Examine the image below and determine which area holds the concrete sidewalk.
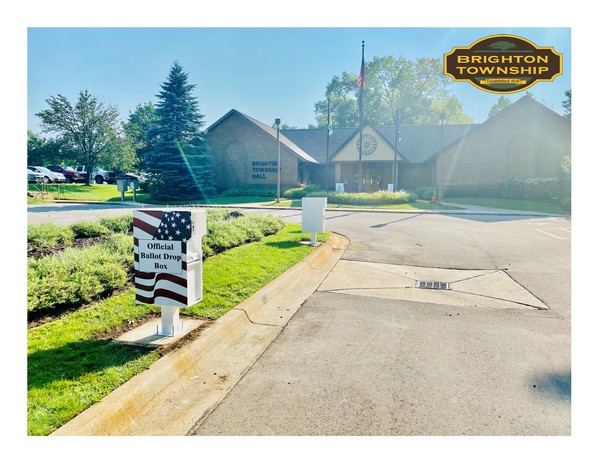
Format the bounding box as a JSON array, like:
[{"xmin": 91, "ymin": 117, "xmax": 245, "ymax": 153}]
[{"xmin": 51, "ymin": 233, "xmax": 349, "ymax": 436}]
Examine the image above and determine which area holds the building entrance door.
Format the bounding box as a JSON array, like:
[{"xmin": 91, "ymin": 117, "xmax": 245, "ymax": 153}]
[{"xmin": 362, "ymin": 167, "xmax": 383, "ymax": 192}]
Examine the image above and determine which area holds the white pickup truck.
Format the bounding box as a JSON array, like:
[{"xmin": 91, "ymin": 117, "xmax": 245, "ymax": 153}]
[{"xmin": 75, "ymin": 166, "xmax": 116, "ymax": 184}]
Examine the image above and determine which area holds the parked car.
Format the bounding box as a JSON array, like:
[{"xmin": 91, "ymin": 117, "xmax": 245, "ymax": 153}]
[
  {"xmin": 28, "ymin": 166, "xmax": 66, "ymax": 183},
  {"xmin": 115, "ymin": 171, "xmax": 143, "ymax": 182},
  {"xmin": 75, "ymin": 166, "xmax": 116, "ymax": 184},
  {"xmin": 28, "ymin": 168, "xmax": 44, "ymax": 184},
  {"xmin": 46, "ymin": 165, "xmax": 86, "ymax": 183}
]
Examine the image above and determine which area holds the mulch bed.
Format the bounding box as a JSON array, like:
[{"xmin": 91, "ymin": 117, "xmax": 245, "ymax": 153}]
[{"xmin": 27, "ymin": 236, "xmax": 108, "ymax": 260}]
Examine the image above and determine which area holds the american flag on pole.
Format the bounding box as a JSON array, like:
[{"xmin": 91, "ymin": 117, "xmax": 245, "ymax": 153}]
[
  {"xmin": 358, "ymin": 55, "xmax": 365, "ymax": 91},
  {"xmin": 358, "ymin": 41, "xmax": 365, "ymax": 120},
  {"xmin": 133, "ymin": 209, "xmax": 193, "ymax": 307}
]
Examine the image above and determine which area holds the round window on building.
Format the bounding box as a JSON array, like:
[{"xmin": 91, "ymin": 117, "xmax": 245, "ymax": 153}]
[{"xmin": 356, "ymin": 134, "xmax": 377, "ymax": 156}]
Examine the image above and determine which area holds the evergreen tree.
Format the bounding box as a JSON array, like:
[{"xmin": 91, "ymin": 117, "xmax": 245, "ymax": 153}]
[{"xmin": 146, "ymin": 62, "xmax": 215, "ymax": 200}]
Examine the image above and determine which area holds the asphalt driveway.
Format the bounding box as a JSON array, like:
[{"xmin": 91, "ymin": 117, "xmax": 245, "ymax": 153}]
[{"xmin": 190, "ymin": 209, "xmax": 571, "ymax": 435}]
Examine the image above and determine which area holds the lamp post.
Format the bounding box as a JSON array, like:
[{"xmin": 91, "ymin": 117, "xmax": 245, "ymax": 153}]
[
  {"xmin": 275, "ymin": 118, "xmax": 281, "ymax": 203},
  {"xmin": 438, "ymin": 112, "xmax": 446, "ymax": 205}
]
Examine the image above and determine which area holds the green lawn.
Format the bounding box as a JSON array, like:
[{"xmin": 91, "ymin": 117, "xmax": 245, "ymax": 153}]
[
  {"xmin": 445, "ymin": 197, "xmax": 568, "ymax": 214},
  {"xmin": 28, "ymin": 183, "xmax": 147, "ymax": 202},
  {"xmin": 27, "ymin": 183, "xmax": 274, "ymax": 205},
  {"xmin": 27, "ymin": 223, "xmax": 327, "ymax": 436}
]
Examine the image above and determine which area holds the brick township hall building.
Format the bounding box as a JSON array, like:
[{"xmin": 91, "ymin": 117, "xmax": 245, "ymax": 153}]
[{"xmin": 204, "ymin": 96, "xmax": 571, "ymax": 194}]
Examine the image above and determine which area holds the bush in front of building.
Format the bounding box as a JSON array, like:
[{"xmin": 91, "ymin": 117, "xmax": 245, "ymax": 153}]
[
  {"xmin": 412, "ymin": 186, "xmax": 437, "ymax": 201},
  {"xmin": 305, "ymin": 189, "xmax": 415, "ymax": 205},
  {"xmin": 283, "ymin": 184, "xmax": 323, "ymax": 199},
  {"xmin": 443, "ymin": 176, "xmax": 569, "ymax": 208}
]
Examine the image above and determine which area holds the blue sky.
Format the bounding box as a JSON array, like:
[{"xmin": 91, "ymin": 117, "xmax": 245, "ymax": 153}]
[{"xmin": 27, "ymin": 27, "xmax": 571, "ymax": 133}]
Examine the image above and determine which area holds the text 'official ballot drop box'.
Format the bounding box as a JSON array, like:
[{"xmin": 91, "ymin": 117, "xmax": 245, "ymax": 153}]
[
  {"xmin": 133, "ymin": 209, "xmax": 206, "ymax": 335},
  {"xmin": 302, "ymin": 197, "xmax": 327, "ymax": 245}
]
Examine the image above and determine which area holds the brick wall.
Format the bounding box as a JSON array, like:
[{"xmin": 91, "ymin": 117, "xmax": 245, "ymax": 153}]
[
  {"xmin": 206, "ymin": 113, "xmax": 299, "ymax": 192},
  {"xmin": 436, "ymin": 100, "xmax": 570, "ymax": 188}
]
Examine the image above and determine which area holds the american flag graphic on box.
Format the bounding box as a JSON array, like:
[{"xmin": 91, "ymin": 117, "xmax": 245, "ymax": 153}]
[{"xmin": 133, "ymin": 209, "xmax": 193, "ymax": 307}]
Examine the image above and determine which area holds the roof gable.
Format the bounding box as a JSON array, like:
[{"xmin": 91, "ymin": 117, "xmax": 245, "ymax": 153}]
[
  {"xmin": 206, "ymin": 109, "xmax": 318, "ymax": 164},
  {"xmin": 326, "ymin": 122, "xmax": 406, "ymax": 162},
  {"xmin": 431, "ymin": 96, "xmax": 570, "ymax": 158},
  {"xmin": 283, "ymin": 122, "xmax": 477, "ymax": 164}
]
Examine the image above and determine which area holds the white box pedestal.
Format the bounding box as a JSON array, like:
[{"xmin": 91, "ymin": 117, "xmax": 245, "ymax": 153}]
[{"xmin": 160, "ymin": 306, "xmax": 182, "ymax": 336}]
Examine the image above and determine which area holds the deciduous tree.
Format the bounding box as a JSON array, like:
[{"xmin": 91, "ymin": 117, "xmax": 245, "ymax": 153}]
[
  {"xmin": 314, "ymin": 55, "xmax": 472, "ymax": 128},
  {"xmin": 487, "ymin": 96, "xmax": 512, "ymax": 119},
  {"xmin": 35, "ymin": 91, "xmax": 120, "ymax": 184}
]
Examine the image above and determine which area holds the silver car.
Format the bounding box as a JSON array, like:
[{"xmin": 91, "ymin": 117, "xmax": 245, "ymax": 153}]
[
  {"xmin": 28, "ymin": 168, "xmax": 44, "ymax": 183},
  {"xmin": 29, "ymin": 166, "xmax": 67, "ymax": 183}
]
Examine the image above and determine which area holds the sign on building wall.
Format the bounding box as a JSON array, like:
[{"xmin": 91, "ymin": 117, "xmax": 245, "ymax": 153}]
[{"xmin": 251, "ymin": 160, "xmax": 278, "ymax": 180}]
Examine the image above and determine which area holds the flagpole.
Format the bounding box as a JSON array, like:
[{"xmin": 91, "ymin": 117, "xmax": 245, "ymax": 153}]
[
  {"xmin": 393, "ymin": 98, "xmax": 399, "ymax": 191},
  {"xmin": 358, "ymin": 40, "xmax": 364, "ymax": 193},
  {"xmin": 326, "ymin": 98, "xmax": 330, "ymax": 164},
  {"xmin": 326, "ymin": 98, "xmax": 331, "ymax": 188}
]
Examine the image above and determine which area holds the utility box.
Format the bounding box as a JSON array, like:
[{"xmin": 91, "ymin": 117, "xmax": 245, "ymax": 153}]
[
  {"xmin": 133, "ymin": 209, "xmax": 207, "ymax": 335},
  {"xmin": 302, "ymin": 197, "xmax": 327, "ymax": 245},
  {"xmin": 335, "ymin": 183, "xmax": 345, "ymax": 192},
  {"xmin": 117, "ymin": 178, "xmax": 129, "ymax": 192},
  {"xmin": 387, "ymin": 183, "xmax": 395, "ymax": 192}
]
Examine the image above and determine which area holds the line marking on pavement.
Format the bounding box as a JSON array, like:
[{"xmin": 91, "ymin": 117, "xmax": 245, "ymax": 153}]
[{"xmin": 535, "ymin": 228, "xmax": 571, "ymax": 240}]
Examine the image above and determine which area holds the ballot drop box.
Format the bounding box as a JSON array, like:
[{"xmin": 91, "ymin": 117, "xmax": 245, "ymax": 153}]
[{"xmin": 133, "ymin": 208, "xmax": 206, "ymax": 335}]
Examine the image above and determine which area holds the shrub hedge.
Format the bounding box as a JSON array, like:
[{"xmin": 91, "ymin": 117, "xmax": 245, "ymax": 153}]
[
  {"xmin": 99, "ymin": 214, "xmax": 133, "ymax": 234},
  {"xmin": 203, "ymin": 212, "xmax": 284, "ymax": 257},
  {"xmin": 27, "ymin": 223, "xmax": 74, "ymax": 251},
  {"xmin": 27, "ymin": 211, "xmax": 285, "ymax": 313},
  {"xmin": 320, "ymin": 190, "xmax": 414, "ymax": 205},
  {"xmin": 438, "ymin": 176, "xmax": 570, "ymax": 210},
  {"xmin": 28, "ymin": 234, "xmax": 133, "ymax": 312},
  {"xmin": 283, "ymin": 184, "xmax": 323, "ymax": 199},
  {"xmin": 69, "ymin": 221, "xmax": 111, "ymax": 239},
  {"xmin": 303, "ymin": 189, "xmax": 415, "ymax": 205},
  {"xmin": 284, "ymin": 185, "xmax": 415, "ymax": 205}
]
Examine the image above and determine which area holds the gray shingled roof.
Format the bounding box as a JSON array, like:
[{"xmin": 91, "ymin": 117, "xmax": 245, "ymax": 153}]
[
  {"xmin": 282, "ymin": 123, "xmax": 478, "ymax": 164},
  {"xmin": 280, "ymin": 128, "xmax": 355, "ymax": 164},
  {"xmin": 206, "ymin": 109, "xmax": 319, "ymax": 164}
]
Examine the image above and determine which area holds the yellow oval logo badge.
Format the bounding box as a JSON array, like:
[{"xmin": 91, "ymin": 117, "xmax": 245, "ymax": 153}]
[{"xmin": 444, "ymin": 34, "xmax": 563, "ymax": 93}]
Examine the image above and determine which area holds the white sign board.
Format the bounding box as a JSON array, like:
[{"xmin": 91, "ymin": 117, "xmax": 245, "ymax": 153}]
[
  {"xmin": 387, "ymin": 183, "xmax": 395, "ymax": 192},
  {"xmin": 138, "ymin": 240, "xmax": 183, "ymax": 273},
  {"xmin": 302, "ymin": 197, "xmax": 327, "ymax": 233},
  {"xmin": 335, "ymin": 183, "xmax": 345, "ymax": 192}
]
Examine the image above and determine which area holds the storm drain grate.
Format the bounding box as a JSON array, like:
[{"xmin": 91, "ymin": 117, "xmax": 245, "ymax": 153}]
[{"xmin": 416, "ymin": 281, "xmax": 451, "ymax": 290}]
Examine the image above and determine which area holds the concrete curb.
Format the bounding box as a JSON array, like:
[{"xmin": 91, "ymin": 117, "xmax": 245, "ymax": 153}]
[
  {"xmin": 41, "ymin": 200, "xmax": 568, "ymax": 217},
  {"xmin": 51, "ymin": 233, "xmax": 349, "ymax": 436}
]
